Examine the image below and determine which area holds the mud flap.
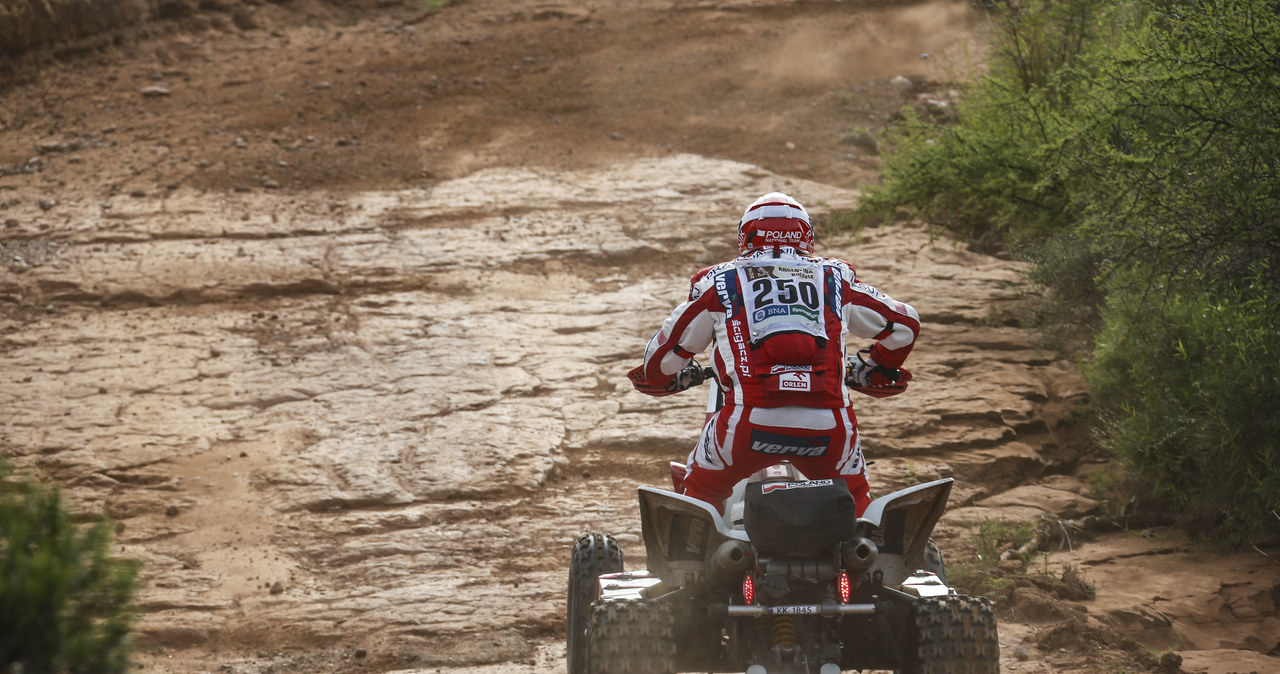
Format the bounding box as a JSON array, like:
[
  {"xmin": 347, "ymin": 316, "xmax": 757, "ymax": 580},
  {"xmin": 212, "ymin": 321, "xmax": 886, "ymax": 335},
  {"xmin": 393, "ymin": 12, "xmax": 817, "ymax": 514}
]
[{"xmin": 839, "ymin": 586, "xmax": 915, "ymax": 671}]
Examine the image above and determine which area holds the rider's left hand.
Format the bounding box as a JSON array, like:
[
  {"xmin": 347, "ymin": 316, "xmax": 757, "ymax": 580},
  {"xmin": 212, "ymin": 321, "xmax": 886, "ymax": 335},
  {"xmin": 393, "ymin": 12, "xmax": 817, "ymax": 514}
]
[{"xmin": 628, "ymin": 365, "xmax": 676, "ymax": 396}]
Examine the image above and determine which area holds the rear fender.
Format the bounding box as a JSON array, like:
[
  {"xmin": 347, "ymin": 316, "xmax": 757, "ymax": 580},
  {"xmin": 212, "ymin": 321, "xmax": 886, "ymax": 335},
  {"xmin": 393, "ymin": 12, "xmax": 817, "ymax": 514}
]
[
  {"xmin": 638, "ymin": 487, "xmax": 750, "ymax": 587},
  {"xmin": 858, "ymin": 478, "xmax": 952, "ymax": 583}
]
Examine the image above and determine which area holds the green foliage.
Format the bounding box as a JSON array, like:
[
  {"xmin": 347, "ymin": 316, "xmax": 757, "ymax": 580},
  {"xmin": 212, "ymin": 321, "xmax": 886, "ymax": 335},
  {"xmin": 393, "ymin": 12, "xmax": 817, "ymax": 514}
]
[
  {"xmin": 825, "ymin": 208, "xmax": 864, "ymax": 241},
  {"xmin": 1087, "ymin": 274, "xmax": 1280, "ymax": 543},
  {"xmin": 853, "ymin": 0, "xmax": 1280, "ymax": 545},
  {"xmin": 1064, "ymin": 0, "xmax": 1280, "ymax": 297},
  {"xmin": 0, "ymin": 464, "xmax": 140, "ymax": 673},
  {"xmin": 975, "ymin": 518, "xmax": 1037, "ymax": 563},
  {"xmin": 851, "ymin": 0, "xmax": 1122, "ymax": 249},
  {"xmin": 1058, "ymin": 562, "xmax": 1096, "ymax": 600},
  {"xmin": 417, "ymin": 0, "xmax": 454, "ymax": 13},
  {"xmin": 1063, "ymin": 0, "xmax": 1280, "ymax": 545},
  {"xmin": 948, "ymin": 518, "xmax": 1037, "ymax": 603}
]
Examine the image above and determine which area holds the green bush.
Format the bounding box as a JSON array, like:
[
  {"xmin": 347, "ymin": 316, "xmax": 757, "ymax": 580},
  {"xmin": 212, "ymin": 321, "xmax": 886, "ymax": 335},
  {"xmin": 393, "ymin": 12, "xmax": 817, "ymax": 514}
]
[
  {"xmin": 1063, "ymin": 0, "xmax": 1280, "ymax": 296},
  {"xmin": 947, "ymin": 519, "xmax": 1036, "ymax": 603},
  {"xmin": 852, "ymin": 0, "xmax": 1122, "ymax": 249},
  {"xmin": 0, "ymin": 465, "xmax": 141, "ymax": 673},
  {"xmin": 852, "ymin": 0, "xmax": 1280, "ymax": 545},
  {"xmin": 1087, "ymin": 274, "xmax": 1280, "ymax": 544},
  {"xmin": 1051, "ymin": 0, "xmax": 1280, "ymax": 544}
]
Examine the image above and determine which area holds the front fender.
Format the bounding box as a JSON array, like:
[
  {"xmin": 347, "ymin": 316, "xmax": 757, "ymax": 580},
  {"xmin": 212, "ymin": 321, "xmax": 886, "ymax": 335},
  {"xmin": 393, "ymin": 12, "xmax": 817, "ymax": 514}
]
[{"xmin": 859, "ymin": 478, "xmax": 952, "ymax": 579}]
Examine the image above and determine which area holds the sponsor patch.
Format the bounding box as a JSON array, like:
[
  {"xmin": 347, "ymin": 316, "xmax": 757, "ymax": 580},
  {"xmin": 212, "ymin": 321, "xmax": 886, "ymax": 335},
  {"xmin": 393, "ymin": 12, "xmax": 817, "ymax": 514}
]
[
  {"xmin": 769, "ymin": 364, "xmax": 813, "ymax": 373},
  {"xmin": 748, "ymin": 430, "xmax": 829, "ymax": 458},
  {"xmin": 730, "ymin": 318, "xmax": 750, "ymax": 377},
  {"xmin": 714, "ymin": 269, "xmax": 734, "ymax": 312},
  {"xmin": 760, "ymin": 479, "xmax": 836, "ymax": 494},
  {"xmin": 762, "ymin": 229, "xmax": 805, "ymax": 245},
  {"xmin": 778, "ymin": 371, "xmax": 811, "ymax": 391},
  {"xmin": 852, "ymin": 281, "xmax": 889, "ymax": 302},
  {"xmin": 668, "ymin": 515, "xmax": 709, "ymax": 562},
  {"xmin": 789, "ymin": 305, "xmax": 819, "ymax": 321},
  {"xmin": 752, "ymin": 305, "xmax": 790, "ymax": 322},
  {"xmin": 775, "ymin": 266, "xmax": 816, "ymax": 280},
  {"xmin": 743, "ymin": 266, "xmax": 779, "ymax": 281}
]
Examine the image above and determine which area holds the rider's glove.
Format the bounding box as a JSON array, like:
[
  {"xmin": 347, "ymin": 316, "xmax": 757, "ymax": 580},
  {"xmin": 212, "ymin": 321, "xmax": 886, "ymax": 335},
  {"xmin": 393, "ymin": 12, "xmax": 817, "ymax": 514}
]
[
  {"xmin": 846, "ymin": 348, "xmax": 912, "ymax": 397},
  {"xmin": 628, "ymin": 361, "xmax": 710, "ymax": 397},
  {"xmin": 667, "ymin": 361, "xmax": 709, "ymax": 393},
  {"xmin": 846, "ymin": 350, "xmax": 900, "ymax": 388}
]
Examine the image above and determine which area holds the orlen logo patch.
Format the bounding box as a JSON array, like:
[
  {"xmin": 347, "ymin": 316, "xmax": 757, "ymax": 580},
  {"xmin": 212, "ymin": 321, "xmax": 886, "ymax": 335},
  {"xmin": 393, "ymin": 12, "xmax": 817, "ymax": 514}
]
[
  {"xmin": 762, "ymin": 479, "xmax": 835, "ymax": 494},
  {"xmin": 778, "ymin": 371, "xmax": 811, "ymax": 391}
]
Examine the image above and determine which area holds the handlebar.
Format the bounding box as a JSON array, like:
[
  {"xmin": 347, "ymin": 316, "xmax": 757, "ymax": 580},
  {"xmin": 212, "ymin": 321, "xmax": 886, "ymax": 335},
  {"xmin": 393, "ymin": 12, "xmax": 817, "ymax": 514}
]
[
  {"xmin": 681, "ymin": 353, "xmax": 906, "ymax": 397},
  {"xmin": 677, "ymin": 362, "xmax": 716, "ymax": 390}
]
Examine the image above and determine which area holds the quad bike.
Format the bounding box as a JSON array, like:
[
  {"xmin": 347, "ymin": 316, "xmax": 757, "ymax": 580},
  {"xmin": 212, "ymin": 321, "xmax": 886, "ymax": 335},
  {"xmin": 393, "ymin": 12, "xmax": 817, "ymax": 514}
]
[{"xmin": 566, "ymin": 365, "xmax": 999, "ymax": 674}]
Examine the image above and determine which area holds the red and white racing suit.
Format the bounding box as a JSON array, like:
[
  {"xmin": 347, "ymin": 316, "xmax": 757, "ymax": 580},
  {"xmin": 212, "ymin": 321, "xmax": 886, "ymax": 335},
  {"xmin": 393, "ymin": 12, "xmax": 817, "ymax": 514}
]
[{"xmin": 634, "ymin": 247, "xmax": 920, "ymax": 515}]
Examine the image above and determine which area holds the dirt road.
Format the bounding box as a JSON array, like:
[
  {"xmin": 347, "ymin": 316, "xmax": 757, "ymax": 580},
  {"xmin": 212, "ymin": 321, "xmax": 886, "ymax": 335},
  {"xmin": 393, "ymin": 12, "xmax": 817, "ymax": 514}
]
[{"xmin": 2, "ymin": 1, "xmax": 1277, "ymax": 672}]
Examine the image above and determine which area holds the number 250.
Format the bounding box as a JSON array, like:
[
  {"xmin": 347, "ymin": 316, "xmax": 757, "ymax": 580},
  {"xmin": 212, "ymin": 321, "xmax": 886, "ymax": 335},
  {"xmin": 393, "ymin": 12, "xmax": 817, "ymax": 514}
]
[{"xmin": 752, "ymin": 278, "xmax": 819, "ymax": 309}]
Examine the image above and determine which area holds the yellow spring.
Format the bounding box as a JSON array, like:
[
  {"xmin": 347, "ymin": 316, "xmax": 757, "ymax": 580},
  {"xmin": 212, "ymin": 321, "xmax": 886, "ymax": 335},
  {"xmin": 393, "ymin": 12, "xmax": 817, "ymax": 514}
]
[{"xmin": 770, "ymin": 615, "xmax": 798, "ymax": 648}]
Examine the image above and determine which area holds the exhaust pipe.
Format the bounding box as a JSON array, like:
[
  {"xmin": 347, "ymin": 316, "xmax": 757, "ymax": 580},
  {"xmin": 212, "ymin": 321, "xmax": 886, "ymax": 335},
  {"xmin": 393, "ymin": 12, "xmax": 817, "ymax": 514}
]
[
  {"xmin": 841, "ymin": 537, "xmax": 878, "ymax": 573},
  {"xmin": 706, "ymin": 539, "xmax": 753, "ymax": 588}
]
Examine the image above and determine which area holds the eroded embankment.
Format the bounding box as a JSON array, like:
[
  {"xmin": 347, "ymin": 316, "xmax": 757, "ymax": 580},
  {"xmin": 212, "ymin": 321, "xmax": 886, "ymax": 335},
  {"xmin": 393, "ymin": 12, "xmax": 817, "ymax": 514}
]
[
  {"xmin": 5, "ymin": 157, "xmax": 885, "ymax": 667},
  {"xmin": 11, "ymin": 155, "xmax": 1270, "ymax": 673}
]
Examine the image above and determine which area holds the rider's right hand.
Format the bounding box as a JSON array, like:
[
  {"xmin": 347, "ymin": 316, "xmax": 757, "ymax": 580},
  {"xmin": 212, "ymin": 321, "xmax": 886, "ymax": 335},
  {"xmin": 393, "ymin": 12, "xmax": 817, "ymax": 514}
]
[{"xmin": 669, "ymin": 361, "xmax": 709, "ymax": 392}]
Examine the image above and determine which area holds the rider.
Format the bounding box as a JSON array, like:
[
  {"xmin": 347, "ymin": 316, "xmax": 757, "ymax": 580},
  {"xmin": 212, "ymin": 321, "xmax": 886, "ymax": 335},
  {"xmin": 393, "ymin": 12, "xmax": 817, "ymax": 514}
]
[{"xmin": 627, "ymin": 192, "xmax": 920, "ymax": 516}]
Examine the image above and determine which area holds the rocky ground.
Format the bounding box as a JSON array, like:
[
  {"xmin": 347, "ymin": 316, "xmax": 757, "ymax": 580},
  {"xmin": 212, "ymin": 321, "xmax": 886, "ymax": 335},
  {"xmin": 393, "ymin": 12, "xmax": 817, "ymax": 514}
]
[{"xmin": 2, "ymin": 1, "xmax": 1278, "ymax": 673}]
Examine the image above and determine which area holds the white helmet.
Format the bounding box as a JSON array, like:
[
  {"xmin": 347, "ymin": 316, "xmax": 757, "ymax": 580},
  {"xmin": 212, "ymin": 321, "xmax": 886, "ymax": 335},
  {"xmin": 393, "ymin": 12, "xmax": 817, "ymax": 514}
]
[{"xmin": 737, "ymin": 192, "xmax": 813, "ymax": 254}]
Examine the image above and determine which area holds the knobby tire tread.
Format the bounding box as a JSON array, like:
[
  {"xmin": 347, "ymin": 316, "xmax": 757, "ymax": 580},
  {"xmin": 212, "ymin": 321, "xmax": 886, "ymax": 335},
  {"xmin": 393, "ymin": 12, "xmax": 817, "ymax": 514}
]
[
  {"xmin": 567, "ymin": 533, "xmax": 623, "ymax": 674},
  {"xmin": 586, "ymin": 598, "xmax": 677, "ymax": 674},
  {"xmin": 907, "ymin": 595, "xmax": 1000, "ymax": 674}
]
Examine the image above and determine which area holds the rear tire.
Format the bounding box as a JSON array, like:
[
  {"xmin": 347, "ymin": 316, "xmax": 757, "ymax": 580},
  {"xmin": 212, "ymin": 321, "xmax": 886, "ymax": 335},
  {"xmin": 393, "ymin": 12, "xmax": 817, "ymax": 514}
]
[
  {"xmin": 567, "ymin": 533, "xmax": 624, "ymax": 674},
  {"xmin": 904, "ymin": 595, "xmax": 999, "ymax": 674},
  {"xmin": 587, "ymin": 598, "xmax": 677, "ymax": 674}
]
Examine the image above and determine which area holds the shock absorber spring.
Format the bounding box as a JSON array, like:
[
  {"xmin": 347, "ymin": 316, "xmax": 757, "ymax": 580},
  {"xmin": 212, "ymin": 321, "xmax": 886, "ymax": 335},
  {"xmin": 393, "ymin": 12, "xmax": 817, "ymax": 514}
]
[{"xmin": 770, "ymin": 615, "xmax": 798, "ymax": 649}]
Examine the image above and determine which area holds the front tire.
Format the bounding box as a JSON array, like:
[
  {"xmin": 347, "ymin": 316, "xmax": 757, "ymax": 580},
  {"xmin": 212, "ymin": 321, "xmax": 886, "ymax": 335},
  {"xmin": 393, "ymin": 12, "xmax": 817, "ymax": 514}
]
[
  {"xmin": 567, "ymin": 533, "xmax": 624, "ymax": 674},
  {"xmin": 587, "ymin": 598, "xmax": 677, "ymax": 674},
  {"xmin": 904, "ymin": 595, "xmax": 999, "ymax": 674}
]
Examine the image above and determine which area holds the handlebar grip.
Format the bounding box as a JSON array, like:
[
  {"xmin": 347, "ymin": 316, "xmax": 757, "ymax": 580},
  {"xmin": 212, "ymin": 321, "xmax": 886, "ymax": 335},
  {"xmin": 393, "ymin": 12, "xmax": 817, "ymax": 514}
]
[{"xmin": 675, "ymin": 362, "xmax": 715, "ymax": 390}]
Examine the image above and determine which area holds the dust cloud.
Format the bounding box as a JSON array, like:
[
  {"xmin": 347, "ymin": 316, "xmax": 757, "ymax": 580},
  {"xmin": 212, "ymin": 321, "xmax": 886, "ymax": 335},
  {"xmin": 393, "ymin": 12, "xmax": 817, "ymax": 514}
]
[{"xmin": 755, "ymin": 0, "xmax": 984, "ymax": 88}]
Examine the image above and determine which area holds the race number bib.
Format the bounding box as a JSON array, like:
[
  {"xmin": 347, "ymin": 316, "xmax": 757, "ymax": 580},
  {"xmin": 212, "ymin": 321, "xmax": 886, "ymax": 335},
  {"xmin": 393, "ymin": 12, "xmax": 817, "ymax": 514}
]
[{"xmin": 736, "ymin": 258, "xmax": 826, "ymax": 344}]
